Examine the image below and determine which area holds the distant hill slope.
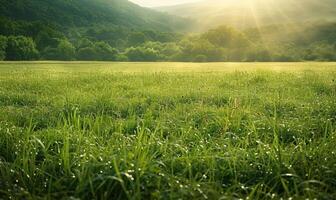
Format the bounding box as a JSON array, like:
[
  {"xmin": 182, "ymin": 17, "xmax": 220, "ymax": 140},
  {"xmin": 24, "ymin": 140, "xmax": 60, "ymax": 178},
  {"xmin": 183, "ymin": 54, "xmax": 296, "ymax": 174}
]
[
  {"xmin": 157, "ymin": 0, "xmax": 336, "ymax": 31},
  {"xmin": 0, "ymin": 0, "xmax": 191, "ymax": 32}
]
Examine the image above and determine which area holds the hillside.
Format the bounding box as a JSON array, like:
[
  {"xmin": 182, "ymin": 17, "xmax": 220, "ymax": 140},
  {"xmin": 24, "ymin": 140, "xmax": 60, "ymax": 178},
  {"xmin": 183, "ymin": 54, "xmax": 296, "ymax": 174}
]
[
  {"xmin": 157, "ymin": 0, "xmax": 336, "ymax": 31},
  {"xmin": 0, "ymin": 0, "xmax": 193, "ymax": 61},
  {"xmin": 0, "ymin": 0, "xmax": 335, "ymax": 62},
  {"xmin": 0, "ymin": 0, "xmax": 190, "ymax": 32}
]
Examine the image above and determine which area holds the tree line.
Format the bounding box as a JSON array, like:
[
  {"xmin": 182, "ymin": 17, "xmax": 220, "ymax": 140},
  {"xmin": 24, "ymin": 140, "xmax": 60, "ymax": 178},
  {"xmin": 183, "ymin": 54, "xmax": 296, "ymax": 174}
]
[{"xmin": 1, "ymin": 17, "xmax": 336, "ymax": 62}]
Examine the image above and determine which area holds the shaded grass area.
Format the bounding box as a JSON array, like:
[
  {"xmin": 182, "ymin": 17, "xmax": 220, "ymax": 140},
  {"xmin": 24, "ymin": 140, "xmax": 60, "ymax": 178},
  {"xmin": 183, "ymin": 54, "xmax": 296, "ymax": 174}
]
[{"xmin": 0, "ymin": 62, "xmax": 336, "ymax": 199}]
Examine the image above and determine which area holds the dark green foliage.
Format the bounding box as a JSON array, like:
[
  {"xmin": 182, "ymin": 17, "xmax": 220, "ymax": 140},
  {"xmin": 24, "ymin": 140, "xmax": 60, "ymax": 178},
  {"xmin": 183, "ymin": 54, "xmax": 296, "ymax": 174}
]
[
  {"xmin": 84, "ymin": 26, "xmax": 129, "ymax": 47},
  {"xmin": 127, "ymin": 32, "xmax": 147, "ymax": 46},
  {"xmin": 142, "ymin": 30, "xmax": 180, "ymax": 43},
  {"xmin": 0, "ymin": 35, "xmax": 7, "ymax": 60},
  {"xmin": 76, "ymin": 41, "xmax": 118, "ymax": 61},
  {"xmin": 130, "ymin": 41, "xmax": 182, "ymax": 61},
  {"xmin": 161, "ymin": 43, "xmax": 181, "ymax": 60},
  {"xmin": 77, "ymin": 47, "xmax": 98, "ymax": 61},
  {"xmin": 0, "ymin": 1, "xmax": 335, "ymax": 61},
  {"xmin": 177, "ymin": 39, "xmax": 224, "ymax": 62},
  {"xmin": 115, "ymin": 54, "xmax": 129, "ymax": 61},
  {"xmin": 0, "ymin": 0, "xmax": 188, "ymax": 61},
  {"xmin": 0, "ymin": 51, "xmax": 5, "ymax": 61},
  {"xmin": 1, "ymin": 21, "xmax": 336, "ymax": 61},
  {"xmin": 42, "ymin": 39, "xmax": 75, "ymax": 61},
  {"xmin": 303, "ymin": 42, "xmax": 336, "ymax": 61},
  {"xmin": 76, "ymin": 38, "xmax": 94, "ymax": 49},
  {"xmin": 35, "ymin": 27, "xmax": 65, "ymax": 50},
  {"xmin": 5, "ymin": 36, "xmax": 39, "ymax": 60},
  {"xmin": 94, "ymin": 42, "xmax": 118, "ymax": 61},
  {"xmin": 303, "ymin": 23, "xmax": 336, "ymax": 45},
  {"xmin": 245, "ymin": 46, "xmax": 273, "ymax": 62},
  {"xmin": 0, "ymin": 0, "xmax": 190, "ymax": 31},
  {"xmin": 125, "ymin": 46, "xmax": 162, "ymax": 61},
  {"xmin": 202, "ymin": 26, "xmax": 250, "ymax": 48}
]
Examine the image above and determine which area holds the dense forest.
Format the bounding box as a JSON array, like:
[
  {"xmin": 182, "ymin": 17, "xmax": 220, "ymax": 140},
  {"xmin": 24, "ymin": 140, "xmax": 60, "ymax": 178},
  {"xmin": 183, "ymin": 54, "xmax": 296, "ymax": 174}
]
[{"xmin": 0, "ymin": 0, "xmax": 336, "ymax": 62}]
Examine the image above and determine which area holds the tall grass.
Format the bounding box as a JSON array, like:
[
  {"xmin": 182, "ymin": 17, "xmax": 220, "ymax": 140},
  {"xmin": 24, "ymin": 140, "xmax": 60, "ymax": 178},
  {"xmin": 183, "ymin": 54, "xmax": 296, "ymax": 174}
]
[{"xmin": 0, "ymin": 62, "xmax": 335, "ymax": 199}]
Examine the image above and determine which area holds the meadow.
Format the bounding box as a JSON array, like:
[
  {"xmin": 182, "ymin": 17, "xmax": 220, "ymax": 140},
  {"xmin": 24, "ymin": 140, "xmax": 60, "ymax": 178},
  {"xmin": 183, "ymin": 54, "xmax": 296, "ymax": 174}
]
[{"xmin": 0, "ymin": 62, "xmax": 335, "ymax": 199}]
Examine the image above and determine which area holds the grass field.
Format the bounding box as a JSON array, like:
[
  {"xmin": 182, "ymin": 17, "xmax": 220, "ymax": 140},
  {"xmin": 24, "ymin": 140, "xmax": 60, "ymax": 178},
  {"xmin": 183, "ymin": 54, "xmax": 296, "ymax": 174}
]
[{"xmin": 0, "ymin": 62, "xmax": 336, "ymax": 199}]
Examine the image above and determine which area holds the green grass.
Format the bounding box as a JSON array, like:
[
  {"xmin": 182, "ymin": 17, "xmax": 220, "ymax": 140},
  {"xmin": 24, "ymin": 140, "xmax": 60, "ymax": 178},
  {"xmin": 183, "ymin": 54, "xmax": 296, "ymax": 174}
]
[{"xmin": 0, "ymin": 62, "xmax": 335, "ymax": 199}]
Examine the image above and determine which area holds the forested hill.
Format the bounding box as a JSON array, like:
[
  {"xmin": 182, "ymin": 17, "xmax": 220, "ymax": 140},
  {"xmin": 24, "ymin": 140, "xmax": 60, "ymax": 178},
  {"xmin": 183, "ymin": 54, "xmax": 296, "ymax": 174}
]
[
  {"xmin": 0, "ymin": 0, "xmax": 335, "ymax": 62},
  {"xmin": 157, "ymin": 0, "xmax": 336, "ymax": 31},
  {"xmin": 0, "ymin": 0, "xmax": 190, "ymax": 31},
  {"xmin": 0, "ymin": 0, "xmax": 191, "ymax": 61}
]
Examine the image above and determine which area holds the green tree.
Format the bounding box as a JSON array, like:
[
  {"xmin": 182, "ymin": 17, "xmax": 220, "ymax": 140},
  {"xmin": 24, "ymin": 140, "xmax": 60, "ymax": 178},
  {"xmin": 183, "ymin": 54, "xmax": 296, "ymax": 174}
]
[
  {"xmin": 57, "ymin": 40, "xmax": 75, "ymax": 60},
  {"xmin": 202, "ymin": 26, "xmax": 249, "ymax": 48},
  {"xmin": 178, "ymin": 38, "xmax": 224, "ymax": 62},
  {"xmin": 115, "ymin": 39, "xmax": 127, "ymax": 49},
  {"xmin": 125, "ymin": 47, "xmax": 161, "ymax": 61},
  {"xmin": 5, "ymin": 36, "xmax": 39, "ymax": 60},
  {"xmin": 127, "ymin": 32, "xmax": 146, "ymax": 46},
  {"xmin": 42, "ymin": 39, "xmax": 75, "ymax": 60},
  {"xmin": 0, "ymin": 35, "xmax": 7, "ymax": 60},
  {"xmin": 76, "ymin": 38, "xmax": 94, "ymax": 49},
  {"xmin": 35, "ymin": 28, "xmax": 64, "ymax": 50},
  {"xmin": 161, "ymin": 43, "xmax": 181, "ymax": 60},
  {"xmin": 115, "ymin": 54, "xmax": 129, "ymax": 61},
  {"xmin": 94, "ymin": 41, "xmax": 118, "ymax": 61},
  {"xmin": 76, "ymin": 41, "xmax": 118, "ymax": 61},
  {"xmin": 303, "ymin": 42, "xmax": 336, "ymax": 61},
  {"xmin": 245, "ymin": 46, "xmax": 273, "ymax": 62},
  {"xmin": 77, "ymin": 47, "xmax": 97, "ymax": 61}
]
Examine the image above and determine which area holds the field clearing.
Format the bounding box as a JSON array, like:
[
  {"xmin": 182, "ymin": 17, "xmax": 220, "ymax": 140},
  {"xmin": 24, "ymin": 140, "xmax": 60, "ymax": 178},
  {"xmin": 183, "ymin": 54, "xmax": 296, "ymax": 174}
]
[
  {"xmin": 0, "ymin": 62, "xmax": 336, "ymax": 199},
  {"xmin": 1, "ymin": 62, "xmax": 336, "ymax": 73}
]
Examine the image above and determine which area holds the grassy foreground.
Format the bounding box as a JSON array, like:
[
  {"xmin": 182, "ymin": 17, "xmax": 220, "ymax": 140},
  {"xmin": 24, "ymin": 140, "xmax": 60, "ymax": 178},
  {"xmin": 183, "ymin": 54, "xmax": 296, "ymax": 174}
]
[{"xmin": 0, "ymin": 62, "xmax": 335, "ymax": 199}]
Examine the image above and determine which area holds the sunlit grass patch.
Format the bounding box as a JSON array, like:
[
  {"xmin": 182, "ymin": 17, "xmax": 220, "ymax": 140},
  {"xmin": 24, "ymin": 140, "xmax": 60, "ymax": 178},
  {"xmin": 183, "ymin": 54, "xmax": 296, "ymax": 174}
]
[{"xmin": 0, "ymin": 62, "xmax": 335, "ymax": 199}]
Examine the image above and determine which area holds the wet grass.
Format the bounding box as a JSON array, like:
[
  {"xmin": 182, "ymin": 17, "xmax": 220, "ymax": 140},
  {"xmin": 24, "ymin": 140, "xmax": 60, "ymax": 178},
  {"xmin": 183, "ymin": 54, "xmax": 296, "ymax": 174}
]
[{"xmin": 0, "ymin": 62, "xmax": 336, "ymax": 199}]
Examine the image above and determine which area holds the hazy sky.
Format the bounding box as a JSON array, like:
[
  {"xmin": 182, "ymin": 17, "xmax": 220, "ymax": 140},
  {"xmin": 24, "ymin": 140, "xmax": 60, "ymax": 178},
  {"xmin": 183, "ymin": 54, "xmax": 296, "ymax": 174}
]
[{"xmin": 129, "ymin": 0, "xmax": 201, "ymax": 7}]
